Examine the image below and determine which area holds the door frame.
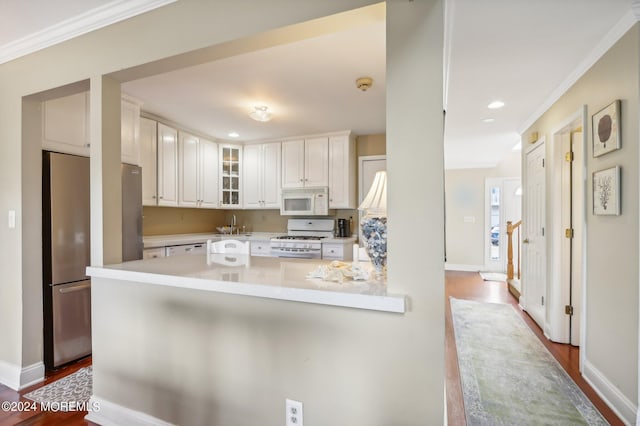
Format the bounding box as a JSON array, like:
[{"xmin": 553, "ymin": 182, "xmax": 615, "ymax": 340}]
[{"xmin": 549, "ymin": 107, "xmax": 587, "ymax": 356}]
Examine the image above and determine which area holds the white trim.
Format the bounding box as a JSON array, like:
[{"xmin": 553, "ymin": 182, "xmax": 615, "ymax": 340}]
[
  {"xmin": 0, "ymin": 0, "xmax": 177, "ymax": 65},
  {"xmin": 518, "ymin": 10, "xmax": 639, "ymax": 135},
  {"xmin": 85, "ymin": 396, "xmax": 175, "ymax": 426},
  {"xmin": 444, "ymin": 263, "xmax": 483, "ymax": 272},
  {"xmin": 19, "ymin": 362, "xmax": 45, "ymax": 390},
  {"xmin": 0, "ymin": 360, "xmax": 44, "ymax": 391},
  {"xmin": 582, "ymin": 359, "xmax": 637, "ymax": 425}
]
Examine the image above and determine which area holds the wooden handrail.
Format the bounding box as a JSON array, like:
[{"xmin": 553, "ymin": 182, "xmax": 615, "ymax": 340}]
[{"xmin": 506, "ymin": 220, "xmax": 522, "ymax": 281}]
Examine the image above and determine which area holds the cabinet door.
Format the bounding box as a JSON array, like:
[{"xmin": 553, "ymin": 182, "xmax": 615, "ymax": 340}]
[
  {"xmin": 199, "ymin": 138, "xmax": 219, "ymax": 208},
  {"xmin": 219, "ymin": 145, "xmax": 242, "ymax": 208},
  {"xmin": 157, "ymin": 123, "xmax": 178, "ymax": 206},
  {"xmin": 304, "ymin": 137, "xmax": 329, "ymax": 187},
  {"xmin": 139, "ymin": 117, "xmax": 157, "ymax": 206},
  {"xmin": 262, "ymin": 142, "xmax": 281, "ymax": 208},
  {"xmin": 179, "ymin": 132, "xmax": 200, "ymax": 207},
  {"xmin": 281, "ymin": 139, "xmax": 305, "ymax": 188},
  {"xmin": 42, "ymin": 92, "xmax": 90, "ymax": 156},
  {"xmin": 243, "ymin": 144, "xmax": 262, "ymax": 208},
  {"xmin": 328, "ymin": 135, "xmax": 356, "ymax": 208},
  {"xmin": 121, "ymin": 98, "xmax": 141, "ymax": 166}
]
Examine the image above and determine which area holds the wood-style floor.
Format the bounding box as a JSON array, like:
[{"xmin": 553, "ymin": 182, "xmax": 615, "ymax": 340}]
[
  {"xmin": 445, "ymin": 270, "xmax": 623, "ymax": 425},
  {"xmin": 0, "ymin": 271, "xmax": 624, "ymax": 425}
]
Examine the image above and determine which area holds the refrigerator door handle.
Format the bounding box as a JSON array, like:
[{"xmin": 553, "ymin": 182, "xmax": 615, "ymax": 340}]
[{"xmin": 58, "ymin": 282, "xmax": 91, "ymax": 294}]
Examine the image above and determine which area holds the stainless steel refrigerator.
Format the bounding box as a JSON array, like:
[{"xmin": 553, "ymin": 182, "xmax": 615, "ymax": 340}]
[{"xmin": 43, "ymin": 151, "xmax": 142, "ymax": 369}]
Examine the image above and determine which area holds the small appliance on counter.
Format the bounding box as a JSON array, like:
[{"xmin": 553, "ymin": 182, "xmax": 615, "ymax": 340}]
[
  {"xmin": 269, "ymin": 218, "xmax": 335, "ymax": 258},
  {"xmin": 337, "ymin": 218, "xmax": 351, "ymax": 237}
]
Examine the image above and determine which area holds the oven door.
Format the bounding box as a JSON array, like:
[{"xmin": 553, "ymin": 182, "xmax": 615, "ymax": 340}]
[{"xmin": 270, "ymin": 246, "xmax": 321, "ymax": 259}]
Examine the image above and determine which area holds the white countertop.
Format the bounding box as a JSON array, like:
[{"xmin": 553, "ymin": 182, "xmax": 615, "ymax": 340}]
[
  {"xmin": 87, "ymin": 255, "xmax": 405, "ymax": 313},
  {"xmin": 143, "ymin": 232, "xmax": 286, "ymax": 248}
]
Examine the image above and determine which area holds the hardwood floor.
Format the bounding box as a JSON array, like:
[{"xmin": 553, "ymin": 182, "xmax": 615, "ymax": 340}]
[
  {"xmin": 0, "ymin": 272, "xmax": 624, "ymax": 425},
  {"xmin": 0, "ymin": 357, "xmax": 95, "ymax": 426},
  {"xmin": 445, "ymin": 270, "xmax": 624, "ymax": 425}
]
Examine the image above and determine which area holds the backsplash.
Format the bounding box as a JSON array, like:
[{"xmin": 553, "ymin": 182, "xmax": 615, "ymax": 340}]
[{"xmin": 143, "ymin": 206, "xmax": 226, "ymax": 236}]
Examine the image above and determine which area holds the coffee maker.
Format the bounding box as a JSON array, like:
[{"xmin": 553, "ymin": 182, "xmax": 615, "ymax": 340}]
[{"xmin": 337, "ymin": 218, "xmax": 350, "ymax": 237}]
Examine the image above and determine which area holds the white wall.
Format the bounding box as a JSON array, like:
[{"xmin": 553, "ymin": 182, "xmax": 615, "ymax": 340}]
[{"xmin": 0, "ymin": 0, "xmax": 446, "ymax": 423}]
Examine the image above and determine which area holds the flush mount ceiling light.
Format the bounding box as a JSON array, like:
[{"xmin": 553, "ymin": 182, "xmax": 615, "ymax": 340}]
[
  {"xmin": 228, "ymin": 131, "xmax": 240, "ymax": 138},
  {"xmin": 356, "ymin": 77, "xmax": 373, "ymax": 91},
  {"xmin": 482, "ymin": 118, "xmax": 495, "ymax": 123},
  {"xmin": 249, "ymin": 105, "xmax": 272, "ymax": 122},
  {"xmin": 488, "ymin": 100, "xmax": 505, "ymax": 109}
]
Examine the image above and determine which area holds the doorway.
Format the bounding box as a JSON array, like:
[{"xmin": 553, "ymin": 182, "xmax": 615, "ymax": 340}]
[{"xmin": 484, "ymin": 177, "xmax": 521, "ymax": 272}]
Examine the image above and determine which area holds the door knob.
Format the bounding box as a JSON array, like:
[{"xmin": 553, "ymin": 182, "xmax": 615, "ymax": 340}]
[{"xmin": 523, "ymin": 239, "xmax": 530, "ymax": 244}]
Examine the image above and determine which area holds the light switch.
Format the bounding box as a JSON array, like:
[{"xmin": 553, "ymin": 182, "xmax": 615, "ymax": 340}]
[
  {"xmin": 8, "ymin": 210, "xmax": 15, "ymax": 228},
  {"xmin": 463, "ymin": 216, "xmax": 475, "ymax": 223}
]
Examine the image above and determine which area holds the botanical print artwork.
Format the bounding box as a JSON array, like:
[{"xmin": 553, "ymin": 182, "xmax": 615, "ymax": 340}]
[
  {"xmin": 592, "ymin": 100, "xmax": 621, "ymax": 157},
  {"xmin": 593, "ymin": 166, "xmax": 620, "ymax": 215}
]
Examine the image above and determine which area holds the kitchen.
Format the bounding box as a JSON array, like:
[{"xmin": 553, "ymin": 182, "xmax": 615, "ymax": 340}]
[{"xmin": 39, "ymin": 9, "xmax": 387, "ymax": 372}]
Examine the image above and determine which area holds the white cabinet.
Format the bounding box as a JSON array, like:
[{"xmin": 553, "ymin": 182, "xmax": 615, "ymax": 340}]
[
  {"xmin": 219, "ymin": 144, "xmax": 242, "ymax": 208},
  {"xmin": 121, "ymin": 96, "xmax": 141, "ymax": 166},
  {"xmin": 179, "ymin": 132, "xmax": 219, "ymax": 208},
  {"xmin": 157, "ymin": 123, "xmax": 179, "ymax": 206},
  {"xmin": 322, "ymin": 242, "xmax": 353, "ymax": 261},
  {"xmin": 42, "ymin": 92, "xmax": 142, "ymax": 165},
  {"xmin": 250, "ymin": 240, "xmax": 272, "ymax": 256},
  {"xmin": 243, "ymin": 142, "xmax": 281, "ymax": 209},
  {"xmin": 282, "ymin": 138, "xmax": 329, "ymax": 188},
  {"xmin": 143, "ymin": 247, "xmax": 165, "ymax": 259},
  {"xmin": 42, "ymin": 92, "xmax": 90, "ymax": 156},
  {"xmin": 328, "ymin": 133, "xmax": 357, "ymax": 208},
  {"xmin": 140, "ymin": 117, "xmax": 157, "ymax": 206}
]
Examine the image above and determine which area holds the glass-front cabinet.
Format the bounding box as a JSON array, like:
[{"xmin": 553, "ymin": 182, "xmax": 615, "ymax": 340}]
[{"xmin": 219, "ymin": 144, "xmax": 242, "ymax": 208}]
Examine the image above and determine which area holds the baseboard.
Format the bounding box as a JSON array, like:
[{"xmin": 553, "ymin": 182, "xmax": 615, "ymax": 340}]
[
  {"xmin": 582, "ymin": 358, "xmax": 637, "ymax": 424},
  {"xmin": 444, "ymin": 263, "xmax": 483, "ymax": 272},
  {"xmin": 0, "ymin": 360, "xmax": 44, "ymax": 391},
  {"xmin": 85, "ymin": 396, "xmax": 175, "ymax": 426}
]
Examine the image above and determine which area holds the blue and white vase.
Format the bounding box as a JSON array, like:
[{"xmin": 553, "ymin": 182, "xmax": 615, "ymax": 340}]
[{"xmin": 360, "ymin": 215, "xmax": 387, "ymax": 277}]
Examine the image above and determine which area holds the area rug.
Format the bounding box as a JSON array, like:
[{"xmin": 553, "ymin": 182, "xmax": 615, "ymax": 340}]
[
  {"xmin": 450, "ymin": 298, "xmax": 607, "ymax": 425},
  {"xmin": 479, "ymin": 272, "xmax": 507, "ymax": 282},
  {"xmin": 24, "ymin": 366, "xmax": 92, "ymax": 411}
]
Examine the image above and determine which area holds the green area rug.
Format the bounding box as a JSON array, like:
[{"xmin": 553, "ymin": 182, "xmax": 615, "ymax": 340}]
[{"xmin": 450, "ymin": 298, "xmax": 608, "ymax": 425}]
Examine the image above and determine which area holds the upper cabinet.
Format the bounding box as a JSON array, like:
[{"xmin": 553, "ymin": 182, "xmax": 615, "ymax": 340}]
[
  {"xmin": 42, "ymin": 92, "xmax": 90, "ymax": 156},
  {"xmin": 282, "ymin": 137, "xmax": 328, "ymax": 189},
  {"xmin": 42, "ymin": 91, "xmax": 142, "ymax": 165},
  {"xmin": 178, "ymin": 131, "xmax": 218, "ymax": 208},
  {"xmin": 243, "ymin": 142, "xmax": 281, "ymax": 209},
  {"xmin": 328, "ymin": 133, "xmax": 357, "ymax": 209},
  {"xmin": 139, "ymin": 117, "xmax": 157, "ymax": 206},
  {"xmin": 219, "ymin": 144, "xmax": 242, "ymax": 208},
  {"xmin": 120, "ymin": 96, "xmax": 142, "ymax": 166},
  {"xmin": 157, "ymin": 123, "xmax": 179, "ymax": 207}
]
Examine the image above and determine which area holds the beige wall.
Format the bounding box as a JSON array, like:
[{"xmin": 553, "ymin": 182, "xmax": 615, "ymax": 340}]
[
  {"xmin": 357, "ymin": 133, "xmax": 386, "ymax": 156},
  {"xmin": 523, "ymin": 24, "xmax": 639, "ymax": 420},
  {"xmin": 0, "ymin": 1, "xmax": 446, "ymax": 424}
]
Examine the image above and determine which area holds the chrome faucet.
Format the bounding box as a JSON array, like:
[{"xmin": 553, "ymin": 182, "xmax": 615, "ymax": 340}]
[{"xmin": 231, "ymin": 214, "xmax": 237, "ymax": 234}]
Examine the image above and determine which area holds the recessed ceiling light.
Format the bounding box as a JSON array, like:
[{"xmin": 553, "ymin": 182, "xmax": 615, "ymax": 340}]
[
  {"xmin": 228, "ymin": 131, "xmax": 239, "ymax": 138},
  {"xmin": 482, "ymin": 118, "xmax": 495, "ymax": 123},
  {"xmin": 488, "ymin": 100, "xmax": 505, "ymax": 109}
]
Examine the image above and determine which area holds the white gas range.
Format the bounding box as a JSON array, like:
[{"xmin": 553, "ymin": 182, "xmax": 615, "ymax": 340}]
[{"xmin": 270, "ymin": 219, "xmax": 335, "ymax": 259}]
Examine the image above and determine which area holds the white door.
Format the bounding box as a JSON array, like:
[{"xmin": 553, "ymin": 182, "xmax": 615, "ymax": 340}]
[
  {"xmin": 282, "ymin": 140, "xmax": 305, "ymax": 188},
  {"xmin": 157, "ymin": 123, "xmax": 178, "ymax": 206},
  {"xmin": 199, "ymin": 139, "xmax": 218, "ymax": 209},
  {"xmin": 42, "ymin": 92, "xmax": 90, "ymax": 156},
  {"xmin": 139, "ymin": 117, "xmax": 157, "ymax": 206},
  {"xmin": 120, "ymin": 98, "xmax": 140, "ymax": 166},
  {"xmin": 179, "ymin": 132, "xmax": 199, "ymax": 207},
  {"xmin": 523, "ymin": 141, "xmax": 546, "ymax": 329},
  {"xmin": 262, "ymin": 142, "xmax": 281, "ymax": 208},
  {"xmin": 304, "ymin": 137, "xmax": 329, "ymax": 187},
  {"xmin": 570, "ymin": 130, "xmax": 584, "ymax": 346}
]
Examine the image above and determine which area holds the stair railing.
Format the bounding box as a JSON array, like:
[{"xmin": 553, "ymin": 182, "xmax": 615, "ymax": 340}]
[{"xmin": 506, "ymin": 220, "xmax": 522, "ymax": 281}]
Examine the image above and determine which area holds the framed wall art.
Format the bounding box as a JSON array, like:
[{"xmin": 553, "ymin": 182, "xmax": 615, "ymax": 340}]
[
  {"xmin": 592, "ymin": 100, "xmax": 620, "ymax": 157},
  {"xmin": 593, "ymin": 166, "xmax": 620, "ymax": 215}
]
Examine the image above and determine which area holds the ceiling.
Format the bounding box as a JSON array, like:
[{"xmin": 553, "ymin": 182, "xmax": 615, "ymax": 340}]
[{"xmin": 1, "ymin": 0, "xmax": 636, "ymax": 169}]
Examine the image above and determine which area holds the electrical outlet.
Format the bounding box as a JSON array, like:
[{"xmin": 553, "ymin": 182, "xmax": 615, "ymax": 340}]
[{"xmin": 285, "ymin": 398, "xmax": 303, "ymax": 426}]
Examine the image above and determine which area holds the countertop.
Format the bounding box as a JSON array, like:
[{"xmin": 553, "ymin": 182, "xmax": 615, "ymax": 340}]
[
  {"xmin": 143, "ymin": 232, "xmax": 357, "ymax": 248},
  {"xmin": 87, "ymin": 255, "xmax": 404, "ymax": 313}
]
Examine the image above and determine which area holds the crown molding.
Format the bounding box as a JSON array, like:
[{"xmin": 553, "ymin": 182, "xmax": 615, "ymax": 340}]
[
  {"xmin": 518, "ymin": 8, "xmax": 638, "ymax": 134},
  {"xmin": 0, "ymin": 0, "xmax": 176, "ymax": 65},
  {"xmin": 632, "ymin": 0, "xmax": 640, "ymax": 21}
]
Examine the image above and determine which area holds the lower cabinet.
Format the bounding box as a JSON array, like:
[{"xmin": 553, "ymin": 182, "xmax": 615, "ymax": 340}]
[
  {"xmin": 250, "ymin": 240, "xmax": 272, "ymax": 257},
  {"xmin": 143, "ymin": 247, "xmax": 166, "ymax": 259},
  {"xmin": 322, "ymin": 242, "xmax": 353, "ymax": 261}
]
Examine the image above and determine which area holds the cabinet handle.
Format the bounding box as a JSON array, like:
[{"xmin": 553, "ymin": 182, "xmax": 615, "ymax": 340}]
[
  {"xmin": 152, "ymin": 195, "xmax": 156, "ymax": 199},
  {"xmin": 85, "ymin": 143, "xmax": 91, "ymax": 147},
  {"xmin": 159, "ymin": 196, "xmax": 164, "ymax": 199},
  {"xmin": 300, "ymin": 178, "xmax": 303, "ymax": 182}
]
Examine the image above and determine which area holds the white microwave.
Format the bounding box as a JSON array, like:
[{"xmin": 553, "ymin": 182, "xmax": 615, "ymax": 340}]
[{"xmin": 281, "ymin": 187, "xmax": 330, "ymax": 216}]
